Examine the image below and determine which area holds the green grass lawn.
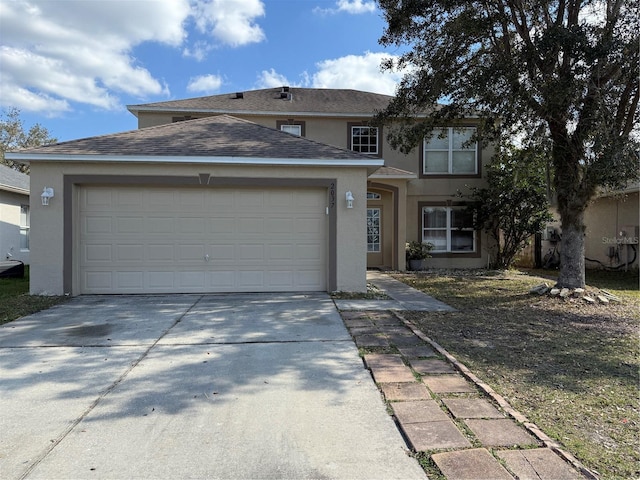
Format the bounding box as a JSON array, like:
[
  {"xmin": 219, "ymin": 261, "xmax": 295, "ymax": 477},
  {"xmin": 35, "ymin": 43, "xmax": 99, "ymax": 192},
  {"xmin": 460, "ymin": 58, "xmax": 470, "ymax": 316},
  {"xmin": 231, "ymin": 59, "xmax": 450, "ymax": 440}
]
[
  {"xmin": 0, "ymin": 267, "xmax": 68, "ymax": 326},
  {"xmin": 396, "ymin": 268, "xmax": 639, "ymax": 480}
]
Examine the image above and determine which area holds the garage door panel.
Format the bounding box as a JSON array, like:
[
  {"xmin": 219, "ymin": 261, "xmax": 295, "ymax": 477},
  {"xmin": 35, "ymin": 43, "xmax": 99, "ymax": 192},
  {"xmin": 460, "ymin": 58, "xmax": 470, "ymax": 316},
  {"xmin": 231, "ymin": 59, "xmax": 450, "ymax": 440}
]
[
  {"xmin": 148, "ymin": 272, "xmax": 176, "ymax": 289},
  {"xmin": 84, "ymin": 271, "xmax": 112, "ymax": 290},
  {"xmin": 117, "ymin": 272, "xmax": 144, "ymax": 289},
  {"xmin": 115, "ymin": 244, "xmax": 144, "ymax": 261},
  {"xmin": 116, "ymin": 190, "xmax": 143, "ymax": 207},
  {"xmin": 117, "ymin": 217, "xmax": 144, "ymax": 234},
  {"xmin": 79, "ymin": 186, "xmax": 326, "ymax": 294},
  {"xmin": 84, "ymin": 216, "xmax": 112, "ymax": 234},
  {"xmin": 148, "ymin": 217, "xmax": 175, "ymax": 234},
  {"xmin": 177, "ymin": 217, "xmax": 207, "ymax": 233},
  {"xmin": 147, "ymin": 244, "xmax": 175, "ymax": 262}
]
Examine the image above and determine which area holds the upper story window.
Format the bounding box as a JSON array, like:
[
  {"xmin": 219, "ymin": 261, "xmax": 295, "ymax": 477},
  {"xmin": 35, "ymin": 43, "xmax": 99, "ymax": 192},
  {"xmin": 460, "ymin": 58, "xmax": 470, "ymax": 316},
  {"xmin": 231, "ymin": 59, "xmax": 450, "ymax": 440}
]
[
  {"xmin": 422, "ymin": 206, "xmax": 475, "ymax": 253},
  {"xmin": 280, "ymin": 124, "xmax": 302, "ymax": 136},
  {"xmin": 277, "ymin": 120, "xmax": 305, "ymax": 137},
  {"xmin": 20, "ymin": 204, "xmax": 30, "ymax": 251},
  {"xmin": 350, "ymin": 125, "xmax": 379, "ymax": 155},
  {"xmin": 423, "ymin": 127, "xmax": 477, "ymax": 175}
]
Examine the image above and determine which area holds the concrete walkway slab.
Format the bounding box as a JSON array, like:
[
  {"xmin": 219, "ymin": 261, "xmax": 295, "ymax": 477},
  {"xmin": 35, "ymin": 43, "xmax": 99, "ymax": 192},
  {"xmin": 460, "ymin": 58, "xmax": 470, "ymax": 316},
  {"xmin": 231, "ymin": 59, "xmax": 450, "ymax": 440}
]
[
  {"xmin": 333, "ymin": 271, "xmax": 455, "ymax": 312},
  {"xmin": 391, "ymin": 400, "xmax": 450, "ymax": 423},
  {"xmin": 422, "ymin": 374, "xmax": 477, "ymax": 393},
  {"xmin": 432, "ymin": 448, "xmax": 514, "ymax": 480},
  {"xmin": 379, "ymin": 382, "xmax": 432, "ymax": 401},
  {"xmin": 465, "ymin": 419, "xmax": 540, "ymax": 447},
  {"xmin": 496, "ymin": 448, "xmax": 584, "ymax": 479},
  {"xmin": 401, "ymin": 421, "xmax": 471, "ymax": 450},
  {"xmin": 443, "ymin": 397, "xmax": 506, "ymax": 419},
  {"xmin": 0, "ymin": 294, "xmax": 426, "ymax": 480}
]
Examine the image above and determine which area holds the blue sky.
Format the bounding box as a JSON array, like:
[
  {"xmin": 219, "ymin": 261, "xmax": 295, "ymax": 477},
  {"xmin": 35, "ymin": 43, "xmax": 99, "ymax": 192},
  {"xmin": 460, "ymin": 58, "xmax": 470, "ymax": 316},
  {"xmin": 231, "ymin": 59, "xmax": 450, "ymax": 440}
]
[{"xmin": 0, "ymin": 0, "xmax": 407, "ymax": 142}]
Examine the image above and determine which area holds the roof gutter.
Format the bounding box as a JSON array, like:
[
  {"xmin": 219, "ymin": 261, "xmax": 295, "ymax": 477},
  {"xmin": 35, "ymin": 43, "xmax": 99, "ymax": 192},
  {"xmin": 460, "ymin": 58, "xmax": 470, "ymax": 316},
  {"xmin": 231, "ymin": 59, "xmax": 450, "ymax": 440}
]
[
  {"xmin": 5, "ymin": 152, "xmax": 384, "ymax": 174},
  {"xmin": 0, "ymin": 184, "xmax": 29, "ymax": 195}
]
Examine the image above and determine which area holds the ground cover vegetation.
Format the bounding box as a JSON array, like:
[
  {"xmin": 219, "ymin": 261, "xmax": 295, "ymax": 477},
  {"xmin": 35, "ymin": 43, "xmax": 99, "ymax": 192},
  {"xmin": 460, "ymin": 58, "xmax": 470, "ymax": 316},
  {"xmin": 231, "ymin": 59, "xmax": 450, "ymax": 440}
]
[
  {"xmin": 375, "ymin": 0, "xmax": 639, "ymax": 289},
  {"xmin": 0, "ymin": 268, "xmax": 67, "ymax": 326},
  {"xmin": 395, "ymin": 268, "xmax": 639, "ymax": 479}
]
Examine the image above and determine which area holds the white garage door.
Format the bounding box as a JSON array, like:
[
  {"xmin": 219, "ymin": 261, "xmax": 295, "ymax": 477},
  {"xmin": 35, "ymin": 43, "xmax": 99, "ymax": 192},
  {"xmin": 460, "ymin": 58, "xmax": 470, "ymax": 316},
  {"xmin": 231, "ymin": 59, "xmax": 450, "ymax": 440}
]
[{"xmin": 78, "ymin": 186, "xmax": 327, "ymax": 294}]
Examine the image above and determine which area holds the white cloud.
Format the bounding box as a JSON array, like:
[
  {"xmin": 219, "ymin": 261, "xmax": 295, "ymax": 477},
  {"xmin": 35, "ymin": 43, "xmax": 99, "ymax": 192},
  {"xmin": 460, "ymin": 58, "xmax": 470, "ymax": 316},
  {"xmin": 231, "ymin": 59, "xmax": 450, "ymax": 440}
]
[
  {"xmin": 313, "ymin": 0, "xmax": 376, "ymax": 15},
  {"xmin": 310, "ymin": 52, "xmax": 403, "ymax": 95},
  {"xmin": 191, "ymin": 0, "xmax": 265, "ymax": 47},
  {"xmin": 0, "ymin": 0, "xmax": 267, "ymax": 115},
  {"xmin": 0, "ymin": 0, "xmax": 189, "ymax": 114},
  {"xmin": 255, "ymin": 52, "xmax": 404, "ymax": 95},
  {"xmin": 255, "ymin": 69, "xmax": 292, "ymax": 89},
  {"xmin": 187, "ymin": 74, "xmax": 224, "ymax": 93},
  {"xmin": 336, "ymin": 0, "xmax": 376, "ymax": 14}
]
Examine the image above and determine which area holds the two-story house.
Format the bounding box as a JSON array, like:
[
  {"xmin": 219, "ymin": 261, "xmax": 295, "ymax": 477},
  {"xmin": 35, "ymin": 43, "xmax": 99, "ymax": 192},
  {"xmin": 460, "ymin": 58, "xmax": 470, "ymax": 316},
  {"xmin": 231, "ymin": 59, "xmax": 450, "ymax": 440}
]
[
  {"xmin": 129, "ymin": 87, "xmax": 493, "ymax": 272},
  {"xmin": 7, "ymin": 87, "xmax": 491, "ymax": 296}
]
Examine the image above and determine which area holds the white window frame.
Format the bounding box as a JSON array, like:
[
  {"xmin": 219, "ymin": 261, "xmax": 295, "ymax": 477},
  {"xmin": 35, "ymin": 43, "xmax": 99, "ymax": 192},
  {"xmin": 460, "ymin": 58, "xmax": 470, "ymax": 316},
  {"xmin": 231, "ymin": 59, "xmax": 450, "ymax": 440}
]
[
  {"xmin": 20, "ymin": 204, "xmax": 30, "ymax": 251},
  {"xmin": 422, "ymin": 206, "xmax": 475, "ymax": 253},
  {"xmin": 351, "ymin": 126, "xmax": 379, "ymax": 155},
  {"xmin": 423, "ymin": 127, "xmax": 478, "ymax": 175},
  {"xmin": 367, "ymin": 208, "xmax": 381, "ymax": 253},
  {"xmin": 280, "ymin": 124, "xmax": 302, "ymax": 136}
]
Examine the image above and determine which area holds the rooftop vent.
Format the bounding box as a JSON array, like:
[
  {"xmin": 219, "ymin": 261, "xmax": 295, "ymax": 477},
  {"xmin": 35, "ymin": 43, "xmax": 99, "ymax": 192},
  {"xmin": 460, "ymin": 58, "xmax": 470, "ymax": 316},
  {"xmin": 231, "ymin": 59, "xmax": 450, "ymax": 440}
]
[
  {"xmin": 280, "ymin": 86, "xmax": 292, "ymax": 100},
  {"xmin": 235, "ymin": 92, "xmax": 244, "ymax": 99}
]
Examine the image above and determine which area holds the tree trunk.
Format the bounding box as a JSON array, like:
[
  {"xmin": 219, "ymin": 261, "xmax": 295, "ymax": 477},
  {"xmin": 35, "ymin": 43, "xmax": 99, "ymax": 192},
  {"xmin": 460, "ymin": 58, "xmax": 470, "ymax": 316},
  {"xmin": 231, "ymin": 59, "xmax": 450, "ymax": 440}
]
[{"xmin": 556, "ymin": 211, "xmax": 586, "ymax": 288}]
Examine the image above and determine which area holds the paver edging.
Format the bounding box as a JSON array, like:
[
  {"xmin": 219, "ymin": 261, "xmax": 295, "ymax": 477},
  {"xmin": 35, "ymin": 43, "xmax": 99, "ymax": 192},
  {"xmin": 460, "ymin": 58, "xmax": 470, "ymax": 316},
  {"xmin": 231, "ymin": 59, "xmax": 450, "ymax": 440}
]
[{"xmin": 393, "ymin": 311, "xmax": 600, "ymax": 480}]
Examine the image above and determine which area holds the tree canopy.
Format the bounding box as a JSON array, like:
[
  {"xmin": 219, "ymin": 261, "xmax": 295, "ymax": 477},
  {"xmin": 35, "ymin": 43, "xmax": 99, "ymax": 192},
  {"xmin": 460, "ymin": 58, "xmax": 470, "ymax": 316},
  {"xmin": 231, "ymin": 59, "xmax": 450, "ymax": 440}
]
[
  {"xmin": 1, "ymin": 108, "xmax": 57, "ymax": 173},
  {"xmin": 376, "ymin": 0, "xmax": 639, "ymax": 287}
]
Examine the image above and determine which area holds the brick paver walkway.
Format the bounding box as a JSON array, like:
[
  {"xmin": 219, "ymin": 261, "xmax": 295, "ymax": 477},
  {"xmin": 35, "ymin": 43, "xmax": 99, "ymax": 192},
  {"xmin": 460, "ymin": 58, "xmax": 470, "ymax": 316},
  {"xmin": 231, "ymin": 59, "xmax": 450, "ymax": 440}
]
[{"xmin": 337, "ymin": 273, "xmax": 593, "ymax": 480}]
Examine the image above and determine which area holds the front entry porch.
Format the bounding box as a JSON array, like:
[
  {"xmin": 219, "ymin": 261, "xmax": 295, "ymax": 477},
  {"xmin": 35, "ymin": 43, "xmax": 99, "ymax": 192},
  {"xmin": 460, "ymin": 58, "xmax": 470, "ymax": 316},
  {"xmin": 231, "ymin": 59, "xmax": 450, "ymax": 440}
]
[{"xmin": 366, "ymin": 167, "xmax": 414, "ymax": 271}]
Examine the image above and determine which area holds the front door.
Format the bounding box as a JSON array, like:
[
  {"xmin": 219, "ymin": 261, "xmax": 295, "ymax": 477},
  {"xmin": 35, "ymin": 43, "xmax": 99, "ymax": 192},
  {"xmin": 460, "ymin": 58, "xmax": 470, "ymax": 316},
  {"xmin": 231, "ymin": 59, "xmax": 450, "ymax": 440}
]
[{"xmin": 367, "ymin": 207, "xmax": 383, "ymax": 267}]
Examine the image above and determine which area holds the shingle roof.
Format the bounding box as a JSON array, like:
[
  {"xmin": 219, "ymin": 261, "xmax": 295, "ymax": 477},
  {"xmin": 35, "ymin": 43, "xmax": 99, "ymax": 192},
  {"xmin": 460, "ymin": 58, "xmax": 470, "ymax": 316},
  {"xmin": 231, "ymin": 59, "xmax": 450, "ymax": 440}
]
[
  {"xmin": 7, "ymin": 114, "xmax": 376, "ymax": 161},
  {"xmin": 0, "ymin": 164, "xmax": 29, "ymax": 194},
  {"xmin": 128, "ymin": 87, "xmax": 394, "ymax": 117}
]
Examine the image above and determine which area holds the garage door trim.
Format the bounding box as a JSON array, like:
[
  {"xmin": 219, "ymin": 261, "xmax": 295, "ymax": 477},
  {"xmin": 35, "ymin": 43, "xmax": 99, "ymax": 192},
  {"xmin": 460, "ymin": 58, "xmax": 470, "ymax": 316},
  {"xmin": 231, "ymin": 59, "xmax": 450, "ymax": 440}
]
[{"xmin": 64, "ymin": 174, "xmax": 337, "ymax": 294}]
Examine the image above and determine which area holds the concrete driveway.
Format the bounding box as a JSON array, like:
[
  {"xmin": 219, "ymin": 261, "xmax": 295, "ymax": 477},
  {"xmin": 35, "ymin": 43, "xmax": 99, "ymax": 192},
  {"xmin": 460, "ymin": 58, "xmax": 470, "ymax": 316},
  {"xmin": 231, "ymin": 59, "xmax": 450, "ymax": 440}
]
[{"xmin": 0, "ymin": 294, "xmax": 426, "ymax": 480}]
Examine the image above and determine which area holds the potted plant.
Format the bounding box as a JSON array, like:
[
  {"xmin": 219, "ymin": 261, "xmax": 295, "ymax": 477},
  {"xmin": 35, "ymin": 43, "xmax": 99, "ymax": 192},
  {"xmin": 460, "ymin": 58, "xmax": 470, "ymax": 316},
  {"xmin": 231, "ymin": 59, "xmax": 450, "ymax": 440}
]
[{"xmin": 406, "ymin": 241, "xmax": 434, "ymax": 271}]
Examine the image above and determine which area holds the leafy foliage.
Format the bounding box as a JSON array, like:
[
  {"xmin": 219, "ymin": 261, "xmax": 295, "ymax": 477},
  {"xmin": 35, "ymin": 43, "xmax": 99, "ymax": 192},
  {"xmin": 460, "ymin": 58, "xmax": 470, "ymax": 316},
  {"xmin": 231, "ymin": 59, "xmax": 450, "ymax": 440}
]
[
  {"xmin": 405, "ymin": 240, "xmax": 434, "ymax": 261},
  {"xmin": 376, "ymin": 0, "xmax": 639, "ymax": 287},
  {"xmin": 460, "ymin": 146, "xmax": 553, "ymax": 269},
  {"xmin": 0, "ymin": 108, "xmax": 57, "ymax": 173}
]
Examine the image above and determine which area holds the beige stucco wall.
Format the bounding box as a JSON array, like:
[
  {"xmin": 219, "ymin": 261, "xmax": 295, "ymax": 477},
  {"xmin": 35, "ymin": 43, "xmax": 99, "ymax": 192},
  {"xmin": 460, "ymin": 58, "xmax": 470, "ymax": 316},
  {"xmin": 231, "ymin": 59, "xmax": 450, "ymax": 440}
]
[
  {"xmin": 0, "ymin": 190, "xmax": 30, "ymax": 264},
  {"xmin": 28, "ymin": 161, "xmax": 369, "ymax": 295},
  {"xmin": 136, "ymin": 111, "xmax": 496, "ymax": 271},
  {"xmin": 584, "ymin": 191, "xmax": 639, "ymax": 269}
]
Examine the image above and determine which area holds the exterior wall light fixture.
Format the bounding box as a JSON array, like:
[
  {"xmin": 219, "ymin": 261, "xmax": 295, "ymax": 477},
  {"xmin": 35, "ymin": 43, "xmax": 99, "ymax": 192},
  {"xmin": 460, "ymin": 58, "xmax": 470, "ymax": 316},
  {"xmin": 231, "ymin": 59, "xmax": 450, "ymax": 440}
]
[
  {"xmin": 41, "ymin": 187, "xmax": 54, "ymax": 206},
  {"xmin": 345, "ymin": 191, "xmax": 354, "ymax": 209}
]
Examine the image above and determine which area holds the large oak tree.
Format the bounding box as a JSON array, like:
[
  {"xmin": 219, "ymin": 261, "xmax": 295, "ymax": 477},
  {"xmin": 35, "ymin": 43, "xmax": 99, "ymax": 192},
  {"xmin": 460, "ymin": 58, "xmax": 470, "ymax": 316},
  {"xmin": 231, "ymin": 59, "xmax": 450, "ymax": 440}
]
[{"xmin": 375, "ymin": 0, "xmax": 639, "ymax": 288}]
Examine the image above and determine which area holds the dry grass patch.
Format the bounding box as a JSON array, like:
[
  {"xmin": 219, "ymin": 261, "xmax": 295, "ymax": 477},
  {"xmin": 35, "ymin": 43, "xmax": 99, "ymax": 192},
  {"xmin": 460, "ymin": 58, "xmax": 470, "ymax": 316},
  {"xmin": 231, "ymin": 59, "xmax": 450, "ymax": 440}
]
[{"xmin": 395, "ymin": 269, "xmax": 638, "ymax": 480}]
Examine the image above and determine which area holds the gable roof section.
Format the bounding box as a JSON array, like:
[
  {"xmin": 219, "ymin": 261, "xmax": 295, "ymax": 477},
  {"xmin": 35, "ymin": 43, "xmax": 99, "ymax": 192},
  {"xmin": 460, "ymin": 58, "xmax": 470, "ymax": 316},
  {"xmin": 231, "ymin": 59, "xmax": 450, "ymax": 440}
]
[
  {"xmin": 0, "ymin": 164, "xmax": 29, "ymax": 195},
  {"xmin": 5, "ymin": 115, "xmax": 384, "ymax": 171},
  {"xmin": 128, "ymin": 87, "xmax": 394, "ymax": 117}
]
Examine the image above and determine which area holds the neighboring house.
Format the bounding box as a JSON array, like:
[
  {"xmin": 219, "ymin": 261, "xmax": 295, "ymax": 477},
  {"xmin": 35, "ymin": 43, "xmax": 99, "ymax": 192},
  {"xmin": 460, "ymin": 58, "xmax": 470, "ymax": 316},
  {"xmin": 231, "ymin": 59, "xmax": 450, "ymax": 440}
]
[
  {"xmin": 583, "ymin": 183, "xmax": 639, "ymax": 270},
  {"xmin": 7, "ymin": 87, "xmax": 494, "ymax": 296},
  {"xmin": 0, "ymin": 164, "xmax": 30, "ymax": 265},
  {"xmin": 518, "ymin": 183, "xmax": 639, "ymax": 270}
]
